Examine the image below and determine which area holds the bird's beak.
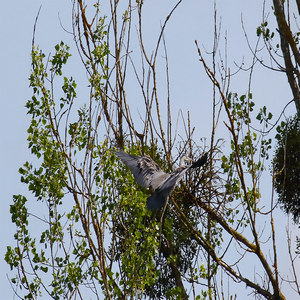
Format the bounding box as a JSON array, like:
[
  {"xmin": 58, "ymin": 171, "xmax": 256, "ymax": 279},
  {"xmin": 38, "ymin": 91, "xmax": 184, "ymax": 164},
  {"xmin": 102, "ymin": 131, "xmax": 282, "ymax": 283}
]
[{"xmin": 185, "ymin": 157, "xmax": 193, "ymax": 166}]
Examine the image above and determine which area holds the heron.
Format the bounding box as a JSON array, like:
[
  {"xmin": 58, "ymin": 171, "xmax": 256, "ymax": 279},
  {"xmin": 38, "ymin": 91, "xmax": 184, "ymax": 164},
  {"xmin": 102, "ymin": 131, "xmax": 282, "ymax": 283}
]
[{"xmin": 115, "ymin": 150, "xmax": 207, "ymax": 211}]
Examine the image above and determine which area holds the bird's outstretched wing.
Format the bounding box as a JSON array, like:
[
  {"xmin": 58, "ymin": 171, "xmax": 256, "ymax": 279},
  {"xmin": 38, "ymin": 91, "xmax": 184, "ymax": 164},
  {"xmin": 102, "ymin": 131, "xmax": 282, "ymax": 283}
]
[
  {"xmin": 146, "ymin": 166, "xmax": 188, "ymax": 210},
  {"xmin": 115, "ymin": 150, "xmax": 169, "ymax": 191},
  {"xmin": 191, "ymin": 152, "xmax": 208, "ymax": 169},
  {"xmin": 147, "ymin": 152, "xmax": 208, "ymax": 210}
]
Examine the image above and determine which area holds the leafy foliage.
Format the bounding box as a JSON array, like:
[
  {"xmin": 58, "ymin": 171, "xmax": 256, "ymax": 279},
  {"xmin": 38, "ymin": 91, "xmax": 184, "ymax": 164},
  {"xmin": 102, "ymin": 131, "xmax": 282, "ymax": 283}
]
[
  {"xmin": 274, "ymin": 114, "xmax": 300, "ymax": 222},
  {"xmin": 6, "ymin": 9, "xmax": 205, "ymax": 298}
]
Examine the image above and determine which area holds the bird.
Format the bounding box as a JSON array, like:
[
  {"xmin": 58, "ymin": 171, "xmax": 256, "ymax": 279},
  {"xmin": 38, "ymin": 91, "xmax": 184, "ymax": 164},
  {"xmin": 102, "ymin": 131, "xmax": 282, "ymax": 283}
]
[{"xmin": 115, "ymin": 150, "xmax": 207, "ymax": 211}]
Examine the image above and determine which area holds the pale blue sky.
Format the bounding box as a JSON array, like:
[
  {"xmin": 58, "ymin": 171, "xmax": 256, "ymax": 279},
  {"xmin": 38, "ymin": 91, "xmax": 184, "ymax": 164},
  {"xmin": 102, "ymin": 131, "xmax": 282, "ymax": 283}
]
[{"xmin": 1, "ymin": 1, "xmax": 298, "ymax": 299}]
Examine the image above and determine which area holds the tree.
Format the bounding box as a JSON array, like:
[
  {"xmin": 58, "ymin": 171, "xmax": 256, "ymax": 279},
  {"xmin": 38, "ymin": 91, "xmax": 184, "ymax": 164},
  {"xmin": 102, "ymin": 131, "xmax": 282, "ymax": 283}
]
[
  {"xmin": 5, "ymin": 1, "xmax": 300, "ymax": 299},
  {"xmin": 273, "ymin": 0, "xmax": 300, "ymax": 113},
  {"xmin": 256, "ymin": 0, "xmax": 300, "ymax": 223}
]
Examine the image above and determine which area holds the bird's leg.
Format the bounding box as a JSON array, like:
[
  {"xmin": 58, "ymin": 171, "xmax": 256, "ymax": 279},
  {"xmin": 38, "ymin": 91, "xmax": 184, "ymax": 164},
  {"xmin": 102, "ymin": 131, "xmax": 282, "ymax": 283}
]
[{"xmin": 158, "ymin": 196, "xmax": 170, "ymax": 251}]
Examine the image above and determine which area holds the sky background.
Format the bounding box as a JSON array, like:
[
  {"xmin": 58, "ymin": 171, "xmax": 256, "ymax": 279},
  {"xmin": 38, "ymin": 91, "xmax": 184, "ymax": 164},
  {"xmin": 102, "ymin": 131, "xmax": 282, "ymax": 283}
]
[{"xmin": 1, "ymin": 0, "xmax": 299, "ymax": 299}]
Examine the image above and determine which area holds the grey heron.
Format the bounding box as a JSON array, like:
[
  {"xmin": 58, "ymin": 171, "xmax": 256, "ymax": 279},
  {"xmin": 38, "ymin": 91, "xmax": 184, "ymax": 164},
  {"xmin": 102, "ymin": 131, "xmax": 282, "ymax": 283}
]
[{"xmin": 115, "ymin": 150, "xmax": 207, "ymax": 211}]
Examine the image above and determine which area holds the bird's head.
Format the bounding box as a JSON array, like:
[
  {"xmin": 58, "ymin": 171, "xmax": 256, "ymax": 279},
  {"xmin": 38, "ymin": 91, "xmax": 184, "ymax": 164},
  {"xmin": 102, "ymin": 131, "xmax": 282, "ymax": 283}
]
[{"xmin": 179, "ymin": 154, "xmax": 193, "ymax": 167}]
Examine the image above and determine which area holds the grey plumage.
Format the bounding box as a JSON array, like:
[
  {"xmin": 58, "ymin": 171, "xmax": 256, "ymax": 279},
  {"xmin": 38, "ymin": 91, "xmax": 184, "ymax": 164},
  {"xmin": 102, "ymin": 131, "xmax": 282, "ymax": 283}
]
[{"xmin": 115, "ymin": 150, "xmax": 207, "ymax": 211}]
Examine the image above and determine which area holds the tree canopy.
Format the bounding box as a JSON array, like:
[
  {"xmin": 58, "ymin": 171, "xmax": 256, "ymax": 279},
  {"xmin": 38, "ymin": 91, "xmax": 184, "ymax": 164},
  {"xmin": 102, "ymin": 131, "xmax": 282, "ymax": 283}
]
[{"xmin": 5, "ymin": 1, "xmax": 300, "ymax": 299}]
